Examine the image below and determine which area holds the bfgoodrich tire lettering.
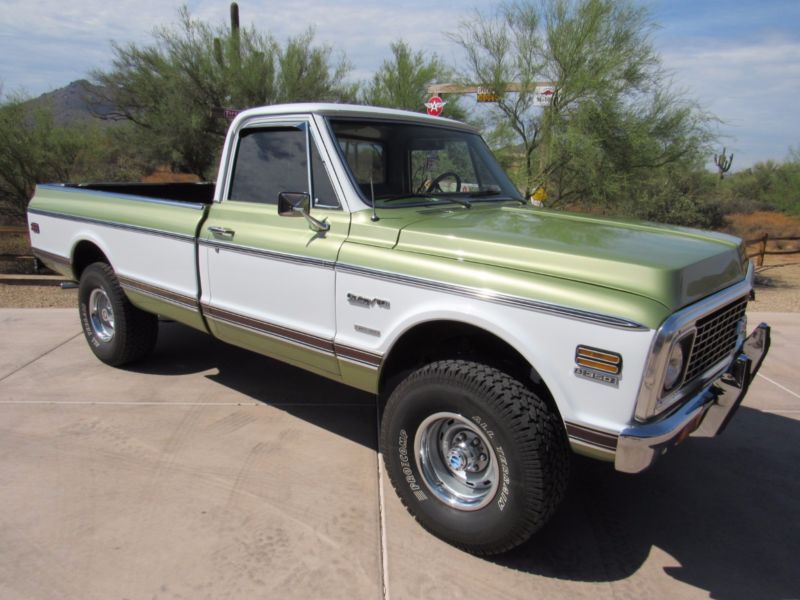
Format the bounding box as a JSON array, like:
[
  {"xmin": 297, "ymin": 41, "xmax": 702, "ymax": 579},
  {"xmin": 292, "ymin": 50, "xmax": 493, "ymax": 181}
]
[
  {"xmin": 380, "ymin": 360, "xmax": 569, "ymax": 555},
  {"xmin": 78, "ymin": 262, "xmax": 158, "ymax": 366}
]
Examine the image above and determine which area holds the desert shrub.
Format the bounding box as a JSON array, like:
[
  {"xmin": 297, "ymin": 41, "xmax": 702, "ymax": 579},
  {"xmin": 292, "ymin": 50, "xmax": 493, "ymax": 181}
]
[
  {"xmin": 725, "ymin": 211, "xmax": 800, "ymax": 240},
  {"xmin": 622, "ymin": 190, "xmax": 724, "ymax": 229},
  {"xmin": 718, "ymin": 158, "xmax": 800, "ymax": 216},
  {"xmin": 0, "ymin": 95, "xmax": 150, "ymax": 224}
]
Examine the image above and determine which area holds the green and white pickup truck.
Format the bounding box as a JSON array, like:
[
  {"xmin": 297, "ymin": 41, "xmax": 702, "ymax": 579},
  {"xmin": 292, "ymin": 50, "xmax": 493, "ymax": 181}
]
[{"xmin": 28, "ymin": 103, "xmax": 770, "ymax": 555}]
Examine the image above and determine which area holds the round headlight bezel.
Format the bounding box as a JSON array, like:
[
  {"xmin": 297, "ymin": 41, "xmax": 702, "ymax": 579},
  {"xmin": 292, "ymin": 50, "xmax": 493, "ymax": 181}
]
[
  {"xmin": 663, "ymin": 343, "xmax": 685, "ymax": 392},
  {"xmin": 661, "ymin": 333, "xmax": 694, "ymax": 395}
]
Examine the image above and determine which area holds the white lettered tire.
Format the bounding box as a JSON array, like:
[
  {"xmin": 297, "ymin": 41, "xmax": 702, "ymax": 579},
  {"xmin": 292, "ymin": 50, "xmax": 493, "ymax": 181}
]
[
  {"xmin": 380, "ymin": 360, "xmax": 569, "ymax": 555},
  {"xmin": 78, "ymin": 262, "xmax": 158, "ymax": 366}
]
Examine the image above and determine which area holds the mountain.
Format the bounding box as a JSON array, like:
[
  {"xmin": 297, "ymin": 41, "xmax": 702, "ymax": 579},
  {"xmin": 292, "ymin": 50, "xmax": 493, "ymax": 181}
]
[{"xmin": 27, "ymin": 80, "xmax": 117, "ymax": 125}]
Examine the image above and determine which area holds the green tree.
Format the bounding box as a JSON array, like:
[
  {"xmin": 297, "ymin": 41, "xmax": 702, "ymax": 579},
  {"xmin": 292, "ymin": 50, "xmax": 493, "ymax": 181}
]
[
  {"xmin": 0, "ymin": 98, "xmax": 67, "ymax": 222},
  {"xmin": 719, "ymin": 155, "xmax": 800, "ymax": 216},
  {"xmin": 545, "ymin": 89, "xmax": 713, "ymax": 208},
  {"xmin": 92, "ymin": 4, "xmax": 356, "ymax": 179},
  {"xmin": 362, "ymin": 40, "xmax": 465, "ymax": 120},
  {"xmin": 0, "ymin": 95, "xmax": 147, "ymax": 224},
  {"xmin": 450, "ymin": 0, "xmax": 713, "ymax": 203}
]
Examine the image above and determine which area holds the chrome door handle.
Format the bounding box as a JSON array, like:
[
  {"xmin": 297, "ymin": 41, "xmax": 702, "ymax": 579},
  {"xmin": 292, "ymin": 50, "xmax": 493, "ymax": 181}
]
[{"xmin": 207, "ymin": 226, "xmax": 235, "ymax": 237}]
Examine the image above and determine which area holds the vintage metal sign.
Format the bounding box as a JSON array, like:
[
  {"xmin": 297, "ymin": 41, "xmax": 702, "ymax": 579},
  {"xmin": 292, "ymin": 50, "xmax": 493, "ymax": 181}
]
[
  {"xmin": 424, "ymin": 95, "xmax": 447, "ymax": 116},
  {"xmin": 533, "ymin": 86, "xmax": 555, "ymax": 106}
]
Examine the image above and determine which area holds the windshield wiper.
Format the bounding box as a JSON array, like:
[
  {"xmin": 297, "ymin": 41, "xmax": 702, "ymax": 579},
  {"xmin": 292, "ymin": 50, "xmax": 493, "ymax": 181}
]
[{"xmin": 379, "ymin": 194, "xmax": 472, "ymax": 209}]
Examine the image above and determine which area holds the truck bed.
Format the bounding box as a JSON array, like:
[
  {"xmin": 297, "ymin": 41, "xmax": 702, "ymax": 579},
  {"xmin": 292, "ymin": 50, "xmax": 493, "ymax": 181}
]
[
  {"xmin": 68, "ymin": 182, "xmax": 216, "ymax": 204},
  {"xmin": 28, "ymin": 182, "xmax": 212, "ymax": 329}
]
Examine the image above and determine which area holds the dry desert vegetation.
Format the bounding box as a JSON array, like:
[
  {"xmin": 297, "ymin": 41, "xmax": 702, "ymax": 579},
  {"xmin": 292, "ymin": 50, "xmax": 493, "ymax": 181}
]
[{"xmin": 725, "ymin": 211, "xmax": 800, "ymax": 312}]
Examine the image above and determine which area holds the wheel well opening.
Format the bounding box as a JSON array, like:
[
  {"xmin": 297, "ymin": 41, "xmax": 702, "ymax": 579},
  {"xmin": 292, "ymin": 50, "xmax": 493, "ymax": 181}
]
[
  {"xmin": 379, "ymin": 320, "xmax": 559, "ymax": 416},
  {"xmin": 72, "ymin": 242, "xmax": 109, "ymax": 280}
]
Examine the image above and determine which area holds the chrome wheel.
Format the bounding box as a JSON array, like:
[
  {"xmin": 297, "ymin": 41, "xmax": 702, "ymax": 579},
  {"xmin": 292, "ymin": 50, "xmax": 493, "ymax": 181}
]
[
  {"xmin": 88, "ymin": 288, "xmax": 115, "ymax": 342},
  {"xmin": 414, "ymin": 412, "xmax": 499, "ymax": 511}
]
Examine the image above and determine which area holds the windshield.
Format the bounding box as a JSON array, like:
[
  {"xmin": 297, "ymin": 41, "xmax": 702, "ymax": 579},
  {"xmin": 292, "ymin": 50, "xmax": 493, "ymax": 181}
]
[{"xmin": 327, "ymin": 118, "xmax": 523, "ymax": 208}]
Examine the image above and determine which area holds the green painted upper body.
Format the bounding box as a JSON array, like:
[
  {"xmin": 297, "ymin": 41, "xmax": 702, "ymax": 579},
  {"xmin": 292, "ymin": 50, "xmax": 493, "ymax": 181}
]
[
  {"xmin": 369, "ymin": 202, "xmax": 745, "ymax": 310},
  {"xmin": 343, "ymin": 202, "xmax": 747, "ymax": 330}
]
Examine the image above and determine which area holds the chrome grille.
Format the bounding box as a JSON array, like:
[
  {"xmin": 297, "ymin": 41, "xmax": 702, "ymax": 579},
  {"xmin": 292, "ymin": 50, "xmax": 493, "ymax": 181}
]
[{"xmin": 684, "ymin": 296, "xmax": 747, "ymax": 383}]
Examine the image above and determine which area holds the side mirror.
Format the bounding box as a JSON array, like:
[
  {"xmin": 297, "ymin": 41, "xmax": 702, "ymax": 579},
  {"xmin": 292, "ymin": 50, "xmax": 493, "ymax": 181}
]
[
  {"xmin": 278, "ymin": 191, "xmax": 309, "ymax": 217},
  {"xmin": 278, "ymin": 192, "xmax": 329, "ymax": 233}
]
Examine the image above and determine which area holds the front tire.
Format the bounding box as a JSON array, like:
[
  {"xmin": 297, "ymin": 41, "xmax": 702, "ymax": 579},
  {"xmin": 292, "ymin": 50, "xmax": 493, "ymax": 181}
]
[
  {"xmin": 78, "ymin": 262, "xmax": 158, "ymax": 366},
  {"xmin": 380, "ymin": 360, "xmax": 569, "ymax": 555}
]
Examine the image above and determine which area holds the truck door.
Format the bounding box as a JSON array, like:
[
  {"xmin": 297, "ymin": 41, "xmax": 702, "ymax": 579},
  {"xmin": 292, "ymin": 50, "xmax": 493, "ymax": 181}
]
[{"xmin": 199, "ymin": 120, "xmax": 348, "ymax": 376}]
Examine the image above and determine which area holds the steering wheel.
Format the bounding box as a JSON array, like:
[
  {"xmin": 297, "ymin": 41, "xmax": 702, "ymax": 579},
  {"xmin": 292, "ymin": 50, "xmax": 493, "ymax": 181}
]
[{"xmin": 424, "ymin": 171, "xmax": 462, "ymax": 193}]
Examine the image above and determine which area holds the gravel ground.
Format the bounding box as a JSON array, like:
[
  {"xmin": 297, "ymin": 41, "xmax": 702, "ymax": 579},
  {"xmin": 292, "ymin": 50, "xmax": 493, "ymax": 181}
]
[
  {"xmin": 0, "ymin": 284, "xmax": 77, "ymax": 308},
  {"xmin": 1, "ymin": 260, "xmax": 797, "ymax": 311},
  {"xmin": 750, "ymin": 259, "xmax": 800, "ymax": 312}
]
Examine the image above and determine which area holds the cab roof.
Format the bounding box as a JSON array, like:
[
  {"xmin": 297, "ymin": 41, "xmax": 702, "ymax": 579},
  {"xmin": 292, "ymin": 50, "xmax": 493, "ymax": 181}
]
[{"xmin": 233, "ymin": 103, "xmax": 477, "ymax": 133}]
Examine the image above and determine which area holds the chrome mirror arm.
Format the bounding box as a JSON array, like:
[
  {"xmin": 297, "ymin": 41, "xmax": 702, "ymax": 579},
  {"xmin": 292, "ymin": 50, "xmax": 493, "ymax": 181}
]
[
  {"xmin": 297, "ymin": 206, "xmax": 329, "ymax": 232},
  {"xmin": 278, "ymin": 191, "xmax": 329, "ymax": 232}
]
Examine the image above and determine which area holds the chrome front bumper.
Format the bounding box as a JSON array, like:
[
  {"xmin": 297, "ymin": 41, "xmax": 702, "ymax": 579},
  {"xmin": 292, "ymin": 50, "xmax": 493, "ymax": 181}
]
[{"xmin": 615, "ymin": 323, "xmax": 771, "ymax": 474}]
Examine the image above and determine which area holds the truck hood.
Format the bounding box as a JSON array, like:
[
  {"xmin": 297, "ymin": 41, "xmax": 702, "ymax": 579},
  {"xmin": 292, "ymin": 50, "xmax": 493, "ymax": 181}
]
[{"xmin": 394, "ymin": 205, "xmax": 746, "ymax": 311}]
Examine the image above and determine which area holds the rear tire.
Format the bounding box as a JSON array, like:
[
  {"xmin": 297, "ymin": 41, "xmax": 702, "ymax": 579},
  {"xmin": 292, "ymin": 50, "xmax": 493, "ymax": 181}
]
[
  {"xmin": 78, "ymin": 262, "xmax": 158, "ymax": 366},
  {"xmin": 380, "ymin": 360, "xmax": 569, "ymax": 555}
]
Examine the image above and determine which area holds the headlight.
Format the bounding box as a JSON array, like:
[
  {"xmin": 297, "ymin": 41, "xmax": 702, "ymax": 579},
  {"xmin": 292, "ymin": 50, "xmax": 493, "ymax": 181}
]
[{"xmin": 663, "ymin": 342, "xmax": 686, "ymax": 392}]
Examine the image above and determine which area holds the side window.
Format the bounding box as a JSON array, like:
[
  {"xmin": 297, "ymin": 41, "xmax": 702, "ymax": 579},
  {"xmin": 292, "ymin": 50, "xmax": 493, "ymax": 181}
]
[
  {"xmin": 229, "ymin": 127, "xmax": 308, "ymax": 204},
  {"xmin": 310, "ymin": 141, "xmax": 340, "ymax": 209}
]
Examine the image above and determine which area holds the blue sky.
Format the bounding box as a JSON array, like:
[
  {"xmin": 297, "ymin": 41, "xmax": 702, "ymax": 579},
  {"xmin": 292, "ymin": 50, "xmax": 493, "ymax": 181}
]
[{"xmin": 1, "ymin": 0, "xmax": 798, "ymax": 169}]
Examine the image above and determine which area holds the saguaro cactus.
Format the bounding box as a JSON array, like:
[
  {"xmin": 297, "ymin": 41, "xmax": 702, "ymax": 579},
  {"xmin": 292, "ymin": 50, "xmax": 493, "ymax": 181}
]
[
  {"xmin": 213, "ymin": 38, "xmax": 224, "ymax": 68},
  {"xmin": 212, "ymin": 3, "xmax": 242, "ymax": 107},
  {"xmin": 229, "ymin": 2, "xmax": 240, "ymax": 69},
  {"xmin": 714, "ymin": 147, "xmax": 734, "ymax": 180},
  {"xmin": 213, "ymin": 3, "xmax": 241, "ymax": 69}
]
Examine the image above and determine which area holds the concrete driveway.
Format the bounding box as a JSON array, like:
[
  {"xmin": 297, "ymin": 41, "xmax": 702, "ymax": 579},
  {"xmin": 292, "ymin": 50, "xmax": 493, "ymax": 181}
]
[{"xmin": 0, "ymin": 309, "xmax": 798, "ymax": 599}]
